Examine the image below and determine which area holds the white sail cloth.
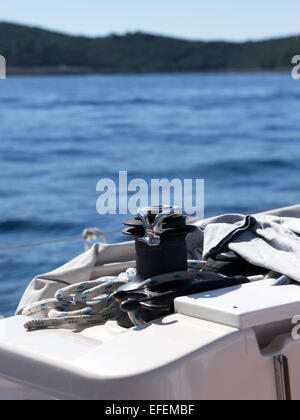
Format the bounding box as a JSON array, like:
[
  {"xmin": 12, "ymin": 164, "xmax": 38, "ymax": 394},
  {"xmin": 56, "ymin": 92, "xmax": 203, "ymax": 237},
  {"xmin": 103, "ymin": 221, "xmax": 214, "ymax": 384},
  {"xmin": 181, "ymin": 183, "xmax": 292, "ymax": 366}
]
[{"xmin": 16, "ymin": 241, "xmax": 136, "ymax": 315}]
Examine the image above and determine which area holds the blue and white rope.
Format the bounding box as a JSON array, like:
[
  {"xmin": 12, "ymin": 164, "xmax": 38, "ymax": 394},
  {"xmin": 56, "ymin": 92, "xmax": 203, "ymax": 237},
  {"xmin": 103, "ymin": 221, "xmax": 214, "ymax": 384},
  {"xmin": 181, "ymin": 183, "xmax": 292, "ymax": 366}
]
[{"xmin": 23, "ymin": 260, "xmax": 205, "ymax": 330}]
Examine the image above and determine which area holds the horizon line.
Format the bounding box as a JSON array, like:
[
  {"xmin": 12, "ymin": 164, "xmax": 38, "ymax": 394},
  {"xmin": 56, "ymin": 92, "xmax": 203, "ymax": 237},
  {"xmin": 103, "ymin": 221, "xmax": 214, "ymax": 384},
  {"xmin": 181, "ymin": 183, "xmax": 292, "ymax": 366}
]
[{"xmin": 1, "ymin": 19, "xmax": 300, "ymax": 45}]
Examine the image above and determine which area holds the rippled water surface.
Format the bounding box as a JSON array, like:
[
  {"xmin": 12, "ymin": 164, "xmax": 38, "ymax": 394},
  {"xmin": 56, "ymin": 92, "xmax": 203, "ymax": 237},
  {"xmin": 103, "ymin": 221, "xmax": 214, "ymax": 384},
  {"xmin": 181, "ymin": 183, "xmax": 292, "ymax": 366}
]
[{"xmin": 0, "ymin": 73, "xmax": 300, "ymax": 315}]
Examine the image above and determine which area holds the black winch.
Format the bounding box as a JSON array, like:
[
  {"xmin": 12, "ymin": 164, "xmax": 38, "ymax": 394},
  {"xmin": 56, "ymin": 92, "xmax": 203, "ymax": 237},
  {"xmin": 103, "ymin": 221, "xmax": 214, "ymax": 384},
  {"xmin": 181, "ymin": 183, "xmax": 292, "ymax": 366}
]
[
  {"xmin": 123, "ymin": 206, "xmax": 197, "ymax": 284},
  {"xmin": 114, "ymin": 206, "xmax": 249, "ymax": 328}
]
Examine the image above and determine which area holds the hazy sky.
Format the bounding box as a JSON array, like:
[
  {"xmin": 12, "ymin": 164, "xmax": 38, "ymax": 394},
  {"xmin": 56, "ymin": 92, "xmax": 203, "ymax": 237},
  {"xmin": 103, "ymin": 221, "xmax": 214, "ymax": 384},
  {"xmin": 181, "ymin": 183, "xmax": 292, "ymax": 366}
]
[{"xmin": 1, "ymin": 0, "xmax": 299, "ymax": 41}]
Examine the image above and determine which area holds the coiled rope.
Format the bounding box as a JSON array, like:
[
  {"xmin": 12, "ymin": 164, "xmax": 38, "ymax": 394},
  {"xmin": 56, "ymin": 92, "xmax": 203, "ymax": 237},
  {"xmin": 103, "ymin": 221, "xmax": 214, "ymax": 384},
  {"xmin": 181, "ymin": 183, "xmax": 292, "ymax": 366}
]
[{"xmin": 23, "ymin": 260, "xmax": 205, "ymax": 330}]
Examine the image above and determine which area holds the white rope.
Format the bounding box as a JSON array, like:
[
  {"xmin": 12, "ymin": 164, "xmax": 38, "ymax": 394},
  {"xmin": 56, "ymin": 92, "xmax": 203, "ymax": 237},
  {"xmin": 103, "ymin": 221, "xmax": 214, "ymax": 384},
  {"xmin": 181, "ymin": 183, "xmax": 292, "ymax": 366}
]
[{"xmin": 23, "ymin": 260, "xmax": 205, "ymax": 330}]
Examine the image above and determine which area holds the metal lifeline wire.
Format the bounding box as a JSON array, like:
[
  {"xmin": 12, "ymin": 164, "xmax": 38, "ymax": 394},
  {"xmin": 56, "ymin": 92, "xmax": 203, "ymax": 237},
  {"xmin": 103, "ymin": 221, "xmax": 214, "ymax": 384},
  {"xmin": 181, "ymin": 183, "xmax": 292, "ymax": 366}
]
[
  {"xmin": 22, "ymin": 260, "xmax": 205, "ymax": 330},
  {"xmin": 0, "ymin": 228, "xmax": 119, "ymax": 253}
]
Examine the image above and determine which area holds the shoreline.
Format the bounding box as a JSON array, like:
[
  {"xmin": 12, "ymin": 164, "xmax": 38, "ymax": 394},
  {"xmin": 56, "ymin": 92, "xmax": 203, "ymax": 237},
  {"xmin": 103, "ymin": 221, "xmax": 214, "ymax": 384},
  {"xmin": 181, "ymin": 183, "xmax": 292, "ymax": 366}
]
[{"xmin": 7, "ymin": 66, "xmax": 291, "ymax": 76}]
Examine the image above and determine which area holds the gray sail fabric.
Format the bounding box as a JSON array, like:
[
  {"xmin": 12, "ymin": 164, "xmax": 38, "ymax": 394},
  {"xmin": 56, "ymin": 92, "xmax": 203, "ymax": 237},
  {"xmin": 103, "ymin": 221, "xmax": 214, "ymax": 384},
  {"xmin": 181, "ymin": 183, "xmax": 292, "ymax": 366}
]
[
  {"xmin": 16, "ymin": 241, "xmax": 136, "ymax": 315},
  {"xmin": 187, "ymin": 214, "xmax": 300, "ymax": 282}
]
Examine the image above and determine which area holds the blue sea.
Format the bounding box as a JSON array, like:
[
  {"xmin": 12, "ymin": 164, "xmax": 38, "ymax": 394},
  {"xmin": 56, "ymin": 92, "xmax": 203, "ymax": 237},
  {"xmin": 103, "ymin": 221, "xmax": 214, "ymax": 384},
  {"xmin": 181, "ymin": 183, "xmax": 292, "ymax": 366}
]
[{"xmin": 0, "ymin": 73, "xmax": 300, "ymax": 317}]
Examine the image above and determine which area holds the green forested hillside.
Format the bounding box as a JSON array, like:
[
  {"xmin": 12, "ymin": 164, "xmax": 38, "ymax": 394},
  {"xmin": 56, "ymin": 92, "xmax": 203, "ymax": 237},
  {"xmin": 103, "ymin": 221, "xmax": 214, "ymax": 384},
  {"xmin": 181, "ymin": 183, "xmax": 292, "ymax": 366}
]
[{"xmin": 0, "ymin": 22, "xmax": 299, "ymax": 73}]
